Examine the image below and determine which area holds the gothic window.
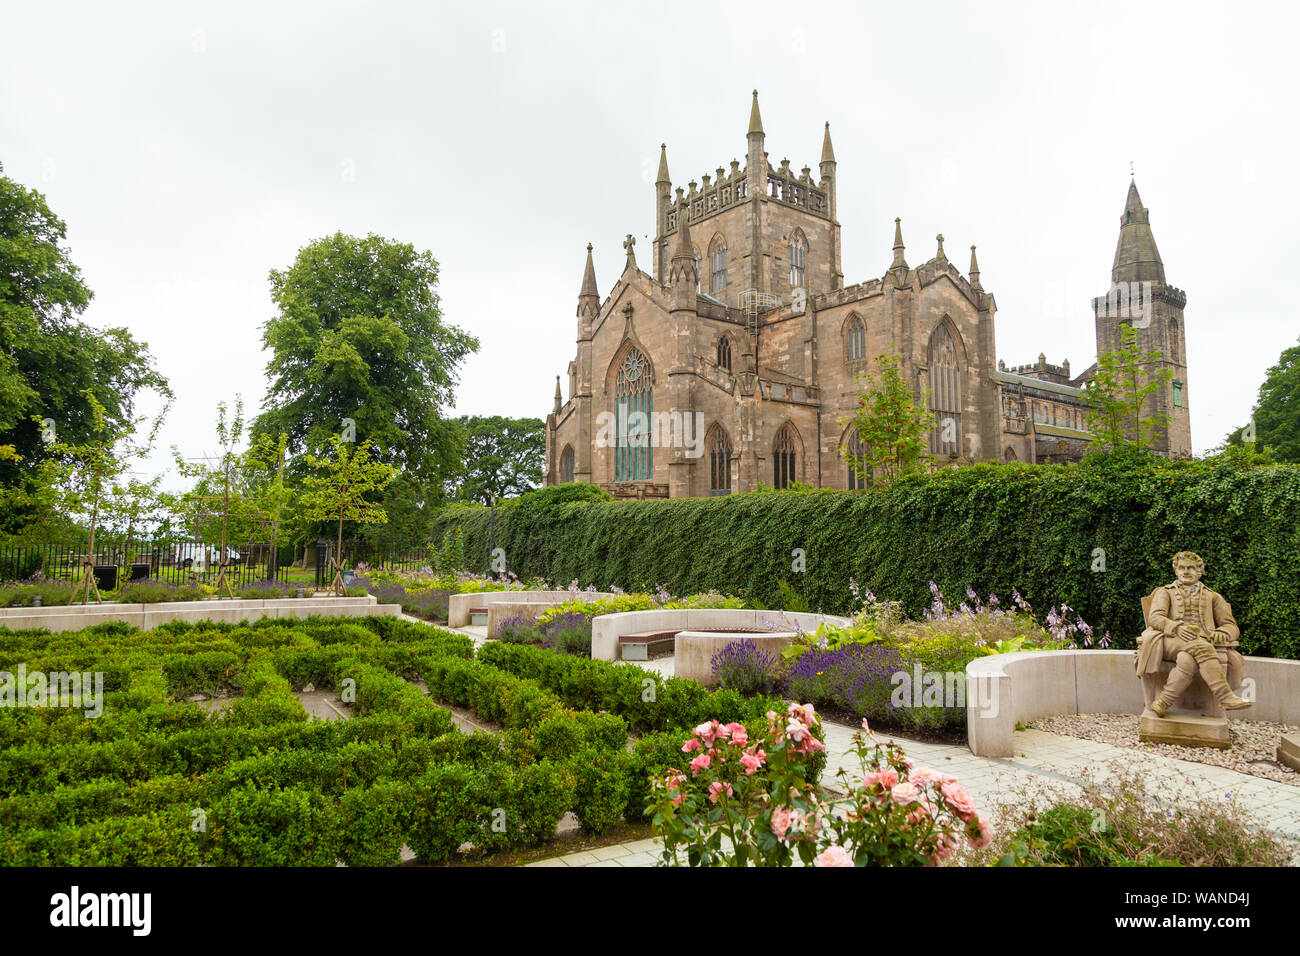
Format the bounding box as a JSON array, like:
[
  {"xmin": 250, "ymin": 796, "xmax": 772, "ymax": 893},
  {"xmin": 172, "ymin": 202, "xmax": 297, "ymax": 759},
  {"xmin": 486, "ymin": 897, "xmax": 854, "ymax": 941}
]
[
  {"xmin": 845, "ymin": 313, "xmax": 866, "ymax": 362},
  {"xmin": 717, "ymin": 335, "xmax": 732, "ymax": 372},
  {"xmin": 843, "ymin": 429, "xmax": 870, "ymax": 490},
  {"xmin": 560, "ymin": 445, "xmax": 575, "ymax": 483},
  {"xmin": 707, "ymin": 424, "xmax": 732, "ymax": 493},
  {"xmin": 1005, "ymin": 447, "xmax": 1018, "ymax": 462},
  {"xmin": 773, "ymin": 423, "xmax": 800, "ymax": 489},
  {"xmin": 614, "ymin": 346, "xmax": 653, "ymax": 482},
  {"xmin": 928, "ymin": 321, "xmax": 962, "ymax": 457},
  {"xmin": 789, "ymin": 229, "xmax": 807, "ymax": 288},
  {"xmin": 710, "ymin": 235, "xmax": 727, "ymax": 293}
]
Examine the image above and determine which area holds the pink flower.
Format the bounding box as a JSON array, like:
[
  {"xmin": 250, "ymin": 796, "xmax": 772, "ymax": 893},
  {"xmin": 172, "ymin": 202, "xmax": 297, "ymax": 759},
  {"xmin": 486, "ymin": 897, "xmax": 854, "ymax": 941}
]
[
  {"xmin": 891, "ymin": 782, "xmax": 922, "ymax": 805},
  {"xmin": 708, "ymin": 781, "xmax": 733, "ymax": 803},
  {"xmin": 860, "ymin": 718, "xmax": 871, "ymax": 733},
  {"xmin": 682, "ymin": 738, "xmax": 702, "ymax": 753},
  {"xmin": 911, "ymin": 767, "xmax": 950, "ymax": 787},
  {"xmin": 967, "ymin": 811, "xmax": 993, "ymax": 848},
  {"xmin": 877, "ymin": 768, "xmax": 899, "ymax": 789},
  {"xmin": 907, "ymin": 800, "xmax": 935, "ymax": 825},
  {"xmin": 861, "ymin": 771, "xmax": 882, "ymax": 789},
  {"xmin": 689, "ymin": 753, "xmax": 712, "ymax": 776},
  {"xmin": 671, "ymin": 791, "xmax": 685, "ymax": 807},
  {"xmin": 771, "ymin": 808, "xmax": 791, "ymax": 839},
  {"xmin": 739, "ymin": 750, "xmax": 766, "ymax": 775},
  {"xmin": 726, "ymin": 723, "xmax": 748, "ymax": 747},
  {"xmin": 813, "ymin": 845, "xmax": 854, "ymax": 867},
  {"xmin": 940, "ymin": 782, "xmax": 977, "ymax": 819},
  {"xmin": 785, "ymin": 720, "xmax": 810, "ymax": 743},
  {"xmin": 788, "ymin": 702, "xmax": 817, "ymax": 726},
  {"xmin": 665, "ymin": 770, "xmax": 685, "ymax": 791}
]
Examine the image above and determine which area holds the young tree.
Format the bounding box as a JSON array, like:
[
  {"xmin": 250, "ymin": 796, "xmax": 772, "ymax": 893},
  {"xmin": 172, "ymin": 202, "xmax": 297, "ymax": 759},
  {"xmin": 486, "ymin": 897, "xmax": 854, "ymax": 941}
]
[
  {"xmin": 251, "ymin": 232, "xmax": 478, "ymax": 491},
  {"xmin": 1223, "ymin": 336, "xmax": 1300, "ymax": 463},
  {"xmin": 840, "ymin": 350, "xmax": 933, "ymax": 483},
  {"xmin": 0, "ymin": 162, "xmax": 169, "ymax": 535},
  {"xmin": 451, "ymin": 415, "xmax": 545, "ymax": 504},
  {"xmin": 299, "ymin": 435, "xmax": 397, "ymax": 596},
  {"xmin": 1083, "ymin": 323, "xmax": 1172, "ymax": 452}
]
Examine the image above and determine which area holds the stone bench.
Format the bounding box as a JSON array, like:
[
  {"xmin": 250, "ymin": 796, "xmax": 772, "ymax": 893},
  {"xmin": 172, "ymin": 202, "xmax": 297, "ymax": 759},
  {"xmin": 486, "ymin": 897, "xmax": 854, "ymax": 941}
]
[
  {"xmin": 591, "ymin": 608, "xmax": 850, "ymax": 665},
  {"xmin": 965, "ymin": 650, "xmax": 1300, "ymax": 757},
  {"xmin": 447, "ymin": 590, "xmax": 616, "ymax": 628}
]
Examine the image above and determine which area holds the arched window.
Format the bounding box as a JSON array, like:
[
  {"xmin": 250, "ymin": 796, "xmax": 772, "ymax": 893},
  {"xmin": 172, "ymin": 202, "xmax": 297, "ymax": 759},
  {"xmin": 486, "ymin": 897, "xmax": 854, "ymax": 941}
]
[
  {"xmin": 614, "ymin": 346, "xmax": 653, "ymax": 481},
  {"xmin": 843, "ymin": 430, "xmax": 870, "ymax": 489},
  {"xmin": 710, "ymin": 235, "xmax": 727, "ymax": 293},
  {"xmin": 773, "ymin": 423, "xmax": 800, "ymax": 489},
  {"xmin": 1004, "ymin": 446, "xmax": 1018, "ymax": 463},
  {"xmin": 717, "ymin": 335, "xmax": 732, "ymax": 372},
  {"xmin": 789, "ymin": 228, "xmax": 807, "ymax": 288},
  {"xmin": 707, "ymin": 424, "xmax": 732, "ymax": 493},
  {"xmin": 560, "ymin": 445, "xmax": 575, "ymax": 483},
  {"xmin": 928, "ymin": 322, "xmax": 962, "ymax": 456},
  {"xmin": 845, "ymin": 313, "xmax": 866, "ymax": 362}
]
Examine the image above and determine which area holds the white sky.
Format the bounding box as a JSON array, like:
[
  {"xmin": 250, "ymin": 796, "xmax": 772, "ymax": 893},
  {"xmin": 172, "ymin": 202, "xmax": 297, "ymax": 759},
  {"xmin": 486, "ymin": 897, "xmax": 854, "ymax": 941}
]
[{"xmin": 2, "ymin": 0, "xmax": 1296, "ymax": 473}]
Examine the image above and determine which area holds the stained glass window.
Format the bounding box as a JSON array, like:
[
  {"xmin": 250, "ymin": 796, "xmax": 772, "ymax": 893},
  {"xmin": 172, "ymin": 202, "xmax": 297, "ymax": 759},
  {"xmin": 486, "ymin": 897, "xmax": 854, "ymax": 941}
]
[
  {"xmin": 929, "ymin": 323, "xmax": 961, "ymax": 456},
  {"xmin": 614, "ymin": 347, "xmax": 653, "ymax": 482}
]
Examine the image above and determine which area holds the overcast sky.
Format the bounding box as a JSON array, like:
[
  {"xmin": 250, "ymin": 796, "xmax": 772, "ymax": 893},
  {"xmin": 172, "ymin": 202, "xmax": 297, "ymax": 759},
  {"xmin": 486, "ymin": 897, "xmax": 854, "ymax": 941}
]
[{"xmin": 2, "ymin": 0, "xmax": 1296, "ymax": 475}]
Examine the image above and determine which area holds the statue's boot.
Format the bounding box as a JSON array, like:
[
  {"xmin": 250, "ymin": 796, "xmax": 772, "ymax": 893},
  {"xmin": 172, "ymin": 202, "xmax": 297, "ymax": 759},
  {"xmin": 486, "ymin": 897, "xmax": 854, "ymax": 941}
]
[
  {"xmin": 1150, "ymin": 654, "xmax": 1197, "ymax": 717},
  {"xmin": 1201, "ymin": 657, "xmax": 1252, "ymax": 710}
]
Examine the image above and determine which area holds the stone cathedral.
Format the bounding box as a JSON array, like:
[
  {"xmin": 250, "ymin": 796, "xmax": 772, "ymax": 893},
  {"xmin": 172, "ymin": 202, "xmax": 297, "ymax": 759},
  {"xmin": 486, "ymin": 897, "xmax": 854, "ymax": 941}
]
[{"xmin": 544, "ymin": 92, "xmax": 1192, "ymax": 498}]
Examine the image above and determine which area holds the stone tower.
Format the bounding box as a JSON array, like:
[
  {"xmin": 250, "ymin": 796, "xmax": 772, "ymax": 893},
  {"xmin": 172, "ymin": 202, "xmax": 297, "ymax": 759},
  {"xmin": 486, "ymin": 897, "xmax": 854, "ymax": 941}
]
[{"xmin": 1091, "ymin": 179, "xmax": 1192, "ymax": 456}]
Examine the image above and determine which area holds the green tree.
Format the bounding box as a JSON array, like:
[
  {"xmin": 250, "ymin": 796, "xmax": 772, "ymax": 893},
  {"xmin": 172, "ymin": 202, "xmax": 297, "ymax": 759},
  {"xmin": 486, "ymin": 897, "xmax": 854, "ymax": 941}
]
[
  {"xmin": 0, "ymin": 162, "xmax": 169, "ymax": 535},
  {"xmin": 299, "ymin": 435, "xmax": 397, "ymax": 595},
  {"xmin": 1224, "ymin": 336, "xmax": 1300, "ymax": 463},
  {"xmin": 451, "ymin": 415, "xmax": 545, "ymax": 504},
  {"xmin": 251, "ymin": 232, "xmax": 478, "ymax": 489},
  {"xmin": 1083, "ymin": 323, "xmax": 1172, "ymax": 452},
  {"xmin": 840, "ymin": 350, "xmax": 933, "ymax": 483}
]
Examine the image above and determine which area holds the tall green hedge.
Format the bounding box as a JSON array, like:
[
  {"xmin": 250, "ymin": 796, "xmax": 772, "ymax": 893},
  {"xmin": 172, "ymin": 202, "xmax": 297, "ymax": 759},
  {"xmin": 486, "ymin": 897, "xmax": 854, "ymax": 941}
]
[{"xmin": 431, "ymin": 460, "xmax": 1300, "ymax": 659}]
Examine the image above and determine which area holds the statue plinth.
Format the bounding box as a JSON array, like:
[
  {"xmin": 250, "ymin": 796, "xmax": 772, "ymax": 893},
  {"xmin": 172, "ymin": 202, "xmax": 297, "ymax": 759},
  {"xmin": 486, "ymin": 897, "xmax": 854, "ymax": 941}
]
[
  {"xmin": 1139, "ymin": 708, "xmax": 1230, "ymax": 749},
  {"xmin": 1279, "ymin": 733, "xmax": 1300, "ymax": 773}
]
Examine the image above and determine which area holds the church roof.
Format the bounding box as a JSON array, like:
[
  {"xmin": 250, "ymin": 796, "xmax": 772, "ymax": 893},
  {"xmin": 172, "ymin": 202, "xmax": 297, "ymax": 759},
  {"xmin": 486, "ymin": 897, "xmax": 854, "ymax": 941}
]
[
  {"xmin": 1112, "ymin": 179, "xmax": 1166, "ymax": 285},
  {"xmin": 996, "ymin": 370, "xmax": 1086, "ymax": 400},
  {"xmin": 1033, "ymin": 424, "xmax": 1093, "ymax": 441}
]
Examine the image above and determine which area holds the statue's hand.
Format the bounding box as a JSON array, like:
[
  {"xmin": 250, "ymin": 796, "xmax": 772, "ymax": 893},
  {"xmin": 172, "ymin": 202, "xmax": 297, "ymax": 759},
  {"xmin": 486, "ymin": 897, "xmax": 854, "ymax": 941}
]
[{"xmin": 1176, "ymin": 623, "xmax": 1203, "ymax": 642}]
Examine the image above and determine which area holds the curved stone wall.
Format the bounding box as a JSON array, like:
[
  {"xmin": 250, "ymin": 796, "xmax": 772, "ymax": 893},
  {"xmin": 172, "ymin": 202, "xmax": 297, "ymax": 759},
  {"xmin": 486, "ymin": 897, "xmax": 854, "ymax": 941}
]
[{"xmin": 591, "ymin": 608, "xmax": 850, "ymax": 662}]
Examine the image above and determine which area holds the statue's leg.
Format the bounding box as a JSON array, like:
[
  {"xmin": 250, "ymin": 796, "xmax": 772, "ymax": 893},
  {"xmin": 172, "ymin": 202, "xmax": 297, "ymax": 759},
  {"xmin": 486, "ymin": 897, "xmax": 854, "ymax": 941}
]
[
  {"xmin": 1190, "ymin": 640, "xmax": 1251, "ymax": 710},
  {"xmin": 1151, "ymin": 649, "xmax": 1197, "ymax": 716}
]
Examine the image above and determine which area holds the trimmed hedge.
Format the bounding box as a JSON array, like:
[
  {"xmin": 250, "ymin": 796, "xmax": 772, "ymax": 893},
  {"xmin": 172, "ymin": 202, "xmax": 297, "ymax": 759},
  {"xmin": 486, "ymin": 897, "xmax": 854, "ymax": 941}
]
[{"xmin": 431, "ymin": 459, "xmax": 1300, "ymax": 658}]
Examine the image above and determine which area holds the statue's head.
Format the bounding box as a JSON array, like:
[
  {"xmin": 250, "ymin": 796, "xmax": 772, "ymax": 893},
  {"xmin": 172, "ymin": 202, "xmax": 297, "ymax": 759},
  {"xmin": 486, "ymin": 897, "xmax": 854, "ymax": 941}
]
[{"xmin": 1172, "ymin": 551, "xmax": 1205, "ymax": 585}]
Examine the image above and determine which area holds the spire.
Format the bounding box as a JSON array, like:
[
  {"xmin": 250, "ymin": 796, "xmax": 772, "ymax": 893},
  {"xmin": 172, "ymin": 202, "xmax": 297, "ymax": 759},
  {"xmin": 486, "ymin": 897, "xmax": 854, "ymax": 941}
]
[
  {"xmin": 968, "ymin": 245, "xmax": 982, "ymax": 291},
  {"xmin": 669, "ymin": 209, "xmax": 697, "ymax": 307},
  {"xmin": 673, "ymin": 207, "xmax": 693, "ymax": 260},
  {"xmin": 891, "ymin": 218, "xmax": 908, "ymax": 271},
  {"xmin": 553, "ymin": 375, "xmax": 562, "ymax": 413},
  {"xmin": 1111, "ymin": 178, "xmax": 1165, "ymax": 285},
  {"xmin": 656, "ymin": 143, "xmax": 670, "ymax": 185},
  {"xmin": 820, "ymin": 121, "xmax": 836, "ymax": 165},
  {"xmin": 748, "ymin": 89, "xmax": 764, "ymax": 137},
  {"xmin": 577, "ymin": 243, "xmax": 599, "ymax": 318}
]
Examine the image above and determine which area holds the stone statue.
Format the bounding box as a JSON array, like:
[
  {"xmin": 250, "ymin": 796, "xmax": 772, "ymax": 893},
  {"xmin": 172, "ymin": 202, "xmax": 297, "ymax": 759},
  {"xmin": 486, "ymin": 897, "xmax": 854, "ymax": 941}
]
[{"xmin": 1137, "ymin": 551, "xmax": 1250, "ymax": 717}]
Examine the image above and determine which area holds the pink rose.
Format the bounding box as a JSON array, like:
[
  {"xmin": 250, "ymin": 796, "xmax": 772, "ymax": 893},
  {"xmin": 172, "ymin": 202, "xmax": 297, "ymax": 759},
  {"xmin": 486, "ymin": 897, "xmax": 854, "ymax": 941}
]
[
  {"xmin": 689, "ymin": 753, "xmax": 712, "ymax": 776},
  {"xmin": 708, "ymin": 781, "xmax": 733, "ymax": 803},
  {"xmin": 771, "ymin": 808, "xmax": 791, "ymax": 839},
  {"xmin": 739, "ymin": 750, "xmax": 765, "ymax": 775},
  {"xmin": 891, "ymin": 782, "xmax": 922, "ymax": 805},
  {"xmin": 785, "ymin": 720, "xmax": 810, "ymax": 743},
  {"xmin": 877, "ymin": 768, "xmax": 899, "ymax": 789},
  {"xmin": 861, "ymin": 772, "xmax": 881, "ymax": 789},
  {"xmin": 813, "ymin": 845, "xmax": 854, "ymax": 867},
  {"xmin": 967, "ymin": 813, "xmax": 992, "ymax": 849},
  {"xmin": 681, "ymin": 738, "xmax": 702, "ymax": 753},
  {"xmin": 726, "ymin": 724, "xmax": 748, "ymax": 747},
  {"xmin": 911, "ymin": 767, "xmax": 945, "ymax": 787},
  {"xmin": 940, "ymin": 782, "xmax": 977, "ymax": 819}
]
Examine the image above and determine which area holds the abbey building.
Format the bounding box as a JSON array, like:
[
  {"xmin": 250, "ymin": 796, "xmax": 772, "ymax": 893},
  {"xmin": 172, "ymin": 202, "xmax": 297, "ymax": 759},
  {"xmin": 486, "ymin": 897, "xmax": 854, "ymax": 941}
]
[{"xmin": 545, "ymin": 92, "xmax": 1192, "ymax": 497}]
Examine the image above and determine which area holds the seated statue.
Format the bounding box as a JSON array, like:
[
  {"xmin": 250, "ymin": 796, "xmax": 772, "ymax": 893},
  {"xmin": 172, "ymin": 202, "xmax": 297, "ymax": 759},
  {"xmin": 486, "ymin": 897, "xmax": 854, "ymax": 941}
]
[{"xmin": 1136, "ymin": 551, "xmax": 1250, "ymax": 718}]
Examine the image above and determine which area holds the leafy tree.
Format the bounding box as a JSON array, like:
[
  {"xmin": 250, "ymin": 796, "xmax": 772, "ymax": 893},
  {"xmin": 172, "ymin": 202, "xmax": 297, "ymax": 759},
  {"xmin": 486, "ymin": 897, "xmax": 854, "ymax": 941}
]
[
  {"xmin": 451, "ymin": 415, "xmax": 545, "ymax": 504},
  {"xmin": 1082, "ymin": 323, "xmax": 1172, "ymax": 452},
  {"xmin": 1224, "ymin": 336, "xmax": 1300, "ymax": 463},
  {"xmin": 251, "ymin": 232, "xmax": 478, "ymax": 490},
  {"xmin": 0, "ymin": 162, "xmax": 169, "ymax": 534},
  {"xmin": 299, "ymin": 435, "xmax": 397, "ymax": 595},
  {"xmin": 840, "ymin": 350, "xmax": 933, "ymax": 483}
]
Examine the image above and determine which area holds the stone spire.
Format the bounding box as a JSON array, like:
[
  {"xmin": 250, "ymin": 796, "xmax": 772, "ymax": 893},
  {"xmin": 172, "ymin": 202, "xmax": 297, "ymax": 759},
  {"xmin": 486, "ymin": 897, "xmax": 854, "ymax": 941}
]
[
  {"xmin": 553, "ymin": 375, "xmax": 562, "ymax": 414},
  {"xmin": 748, "ymin": 89, "xmax": 764, "ymax": 137},
  {"xmin": 969, "ymin": 244, "xmax": 982, "ymax": 291},
  {"xmin": 669, "ymin": 201, "xmax": 697, "ymax": 293},
  {"xmin": 577, "ymin": 243, "xmax": 599, "ymax": 319},
  {"xmin": 1111, "ymin": 179, "xmax": 1166, "ymax": 285},
  {"xmin": 820, "ymin": 121, "xmax": 836, "ymax": 165},
  {"xmin": 891, "ymin": 218, "xmax": 908, "ymax": 271},
  {"xmin": 656, "ymin": 143, "xmax": 670, "ymax": 185}
]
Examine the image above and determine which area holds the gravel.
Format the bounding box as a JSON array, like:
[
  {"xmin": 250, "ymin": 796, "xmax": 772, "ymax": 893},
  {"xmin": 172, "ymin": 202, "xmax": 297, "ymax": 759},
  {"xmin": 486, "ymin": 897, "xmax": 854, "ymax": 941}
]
[{"xmin": 1028, "ymin": 713, "xmax": 1300, "ymax": 787}]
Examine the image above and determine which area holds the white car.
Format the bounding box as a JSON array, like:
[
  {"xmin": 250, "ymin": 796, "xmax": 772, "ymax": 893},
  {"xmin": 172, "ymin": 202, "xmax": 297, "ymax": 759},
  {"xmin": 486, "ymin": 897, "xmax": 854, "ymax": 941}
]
[{"xmin": 173, "ymin": 544, "xmax": 243, "ymax": 571}]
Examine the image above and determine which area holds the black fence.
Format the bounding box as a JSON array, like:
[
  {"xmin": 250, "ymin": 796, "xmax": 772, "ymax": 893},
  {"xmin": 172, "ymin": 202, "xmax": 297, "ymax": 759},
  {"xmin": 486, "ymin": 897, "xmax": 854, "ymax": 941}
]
[
  {"xmin": 313, "ymin": 542, "xmax": 435, "ymax": 589},
  {"xmin": 0, "ymin": 540, "xmax": 293, "ymax": 591}
]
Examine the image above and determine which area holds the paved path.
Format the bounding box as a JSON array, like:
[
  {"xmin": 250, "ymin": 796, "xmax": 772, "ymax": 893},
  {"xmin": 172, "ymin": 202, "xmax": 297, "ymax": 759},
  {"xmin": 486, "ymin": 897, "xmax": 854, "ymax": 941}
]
[{"xmin": 529, "ymin": 720, "xmax": 1300, "ymax": 867}]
